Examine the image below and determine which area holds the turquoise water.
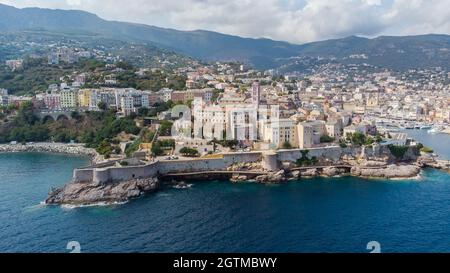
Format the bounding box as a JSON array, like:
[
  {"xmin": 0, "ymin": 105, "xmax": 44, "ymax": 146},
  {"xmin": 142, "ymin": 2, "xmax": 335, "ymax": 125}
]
[{"xmin": 0, "ymin": 130, "xmax": 450, "ymax": 253}]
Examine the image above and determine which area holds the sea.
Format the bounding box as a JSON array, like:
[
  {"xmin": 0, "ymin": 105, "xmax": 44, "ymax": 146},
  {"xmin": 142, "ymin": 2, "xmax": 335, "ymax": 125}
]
[{"xmin": 0, "ymin": 129, "xmax": 449, "ymax": 253}]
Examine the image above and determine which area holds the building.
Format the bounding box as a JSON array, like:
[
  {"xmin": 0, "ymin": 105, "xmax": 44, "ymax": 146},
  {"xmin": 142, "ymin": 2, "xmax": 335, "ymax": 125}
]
[
  {"xmin": 43, "ymin": 94, "xmax": 62, "ymax": 111},
  {"xmin": 49, "ymin": 47, "xmax": 79, "ymax": 64},
  {"xmin": 78, "ymin": 89, "xmax": 93, "ymax": 109},
  {"xmin": 297, "ymin": 123, "xmax": 314, "ymax": 149},
  {"xmin": 148, "ymin": 92, "xmax": 162, "ymax": 106},
  {"xmin": 260, "ymin": 119, "xmax": 298, "ymax": 149},
  {"xmin": 5, "ymin": 59, "xmax": 23, "ymax": 71},
  {"xmin": 48, "ymin": 53, "xmax": 59, "ymax": 65},
  {"xmin": 252, "ymin": 81, "xmax": 261, "ymax": 107},
  {"xmin": 60, "ymin": 89, "xmax": 78, "ymax": 109},
  {"xmin": 325, "ymin": 119, "xmax": 343, "ymax": 138},
  {"xmin": 161, "ymin": 88, "xmax": 173, "ymax": 102},
  {"xmin": 227, "ymin": 105, "xmax": 258, "ymax": 143},
  {"xmin": 171, "ymin": 91, "xmax": 186, "ymax": 103},
  {"xmin": 343, "ymin": 125, "xmax": 368, "ymax": 138},
  {"xmin": 193, "ymin": 102, "xmax": 226, "ymax": 140},
  {"xmin": 185, "ymin": 79, "xmax": 198, "ymax": 89},
  {"xmin": 297, "ymin": 121, "xmax": 326, "ymax": 148},
  {"xmin": 0, "ymin": 89, "xmax": 9, "ymax": 106},
  {"xmin": 185, "ymin": 88, "xmax": 214, "ymax": 103},
  {"xmin": 104, "ymin": 75, "xmax": 117, "ymax": 85},
  {"xmin": 120, "ymin": 95, "xmax": 136, "ymax": 116},
  {"xmin": 97, "ymin": 90, "xmax": 116, "ymax": 109},
  {"xmin": 9, "ymin": 96, "xmax": 33, "ymax": 108}
]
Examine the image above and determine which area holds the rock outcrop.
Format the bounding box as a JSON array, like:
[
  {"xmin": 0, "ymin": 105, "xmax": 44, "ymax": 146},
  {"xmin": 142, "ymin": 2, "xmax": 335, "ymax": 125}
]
[
  {"xmin": 300, "ymin": 168, "xmax": 318, "ymax": 178},
  {"xmin": 351, "ymin": 164, "xmax": 421, "ymax": 179},
  {"xmin": 255, "ymin": 170, "xmax": 287, "ymax": 184},
  {"xmin": 45, "ymin": 177, "xmax": 160, "ymax": 206},
  {"xmin": 230, "ymin": 174, "xmax": 248, "ymax": 183}
]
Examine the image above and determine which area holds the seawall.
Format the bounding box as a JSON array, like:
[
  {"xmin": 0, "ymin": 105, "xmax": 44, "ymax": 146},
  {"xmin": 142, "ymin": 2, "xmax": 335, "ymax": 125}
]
[
  {"xmin": 79, "ymin": 152, "xmax": 262, "ymax": 184},
  {"xmin": 73, "ymin": 145, "xmax": 400, "ymax": 185}
]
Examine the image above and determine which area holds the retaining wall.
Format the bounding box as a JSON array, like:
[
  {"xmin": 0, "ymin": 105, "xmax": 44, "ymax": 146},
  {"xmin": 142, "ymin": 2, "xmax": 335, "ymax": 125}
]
[{"xmin": 74, "ymin": 145, "xmax": 394, "ymax": 184}]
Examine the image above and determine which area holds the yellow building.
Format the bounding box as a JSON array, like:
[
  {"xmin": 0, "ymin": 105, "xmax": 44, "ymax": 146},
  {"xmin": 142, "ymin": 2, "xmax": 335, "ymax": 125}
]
[{"xmin": 78, "ymin": 89, "xmax": 92, "ymax": 108}]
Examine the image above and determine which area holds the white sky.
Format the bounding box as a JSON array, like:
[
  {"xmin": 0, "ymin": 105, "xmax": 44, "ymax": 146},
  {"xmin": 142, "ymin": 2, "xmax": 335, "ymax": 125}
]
[{"xmin": 1, "ymin": 0, "xmax": 449, "ymax": 44}]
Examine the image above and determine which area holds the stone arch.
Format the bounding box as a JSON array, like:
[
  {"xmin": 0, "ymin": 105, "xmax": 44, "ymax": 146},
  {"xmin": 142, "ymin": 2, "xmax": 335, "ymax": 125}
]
[
  {"xmin": 43, "ymin": 115, "xmax": 55, "ymax": 123},
  {"xmin": 56, "ymin": 114, "xmax": 69, "ymax": 121}
]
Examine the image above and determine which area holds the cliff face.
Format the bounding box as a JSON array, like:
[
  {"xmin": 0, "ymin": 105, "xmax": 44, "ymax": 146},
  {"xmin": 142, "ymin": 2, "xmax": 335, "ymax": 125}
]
[{"xmin": 46, "ymin": 177, "xmax": 160, "ymax": 206}]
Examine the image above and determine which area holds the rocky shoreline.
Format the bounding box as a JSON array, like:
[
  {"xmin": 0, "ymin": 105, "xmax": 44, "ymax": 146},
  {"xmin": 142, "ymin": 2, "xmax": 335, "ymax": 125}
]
[
  {"xmin": 229, "ymin": 163, "xmax": 423, "ymax": 184},
  {"xmin": 46, "ymin": 177, "xmax": 160, "ymax": 206},
  {"xmin": 43, "ymin": 144, "xmax": 450, "ymax": 207},
  {"xmin": 234, "ymin": 157, "xmax": 448, "ymax": 183},
  {"xmin": 0, "ymin": 142, "xmax": 101, "ymax": 163}
]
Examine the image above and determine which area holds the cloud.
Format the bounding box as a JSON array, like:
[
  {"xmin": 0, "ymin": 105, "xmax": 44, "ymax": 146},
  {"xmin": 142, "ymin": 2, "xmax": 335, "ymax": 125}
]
[{"xmin": 0, "ymin": 0, "xmax": 449, "ymax": 44}]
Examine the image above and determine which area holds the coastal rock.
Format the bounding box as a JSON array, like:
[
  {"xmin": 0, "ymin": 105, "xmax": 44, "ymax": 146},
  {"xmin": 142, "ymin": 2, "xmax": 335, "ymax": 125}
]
[
  {"xmin": 352, "ymin": 164, "xmax": 421, "ymax": 179},
  {"xmin": 281, "ymin": 161, "xmax": 296, "ymax": 169},
  {"xmin": 230, "ymin": 175, "xmax": 248, "ymax": 183},
  {"xmin": 255, "ymin": 175, "xmax": 269, "ymax": 183},
  {"xmin": 291, "ymin": 170, "xmax": 301, "ymax": 178},
  {"xmin": 300, "ymin": 168, "xmax": 318, "ymax": 178},
  {"xmin": 351, "ymin": 166, "xmax": 362, "ymax": 176},
  {"xmin": 255, "ymin": 170, "xmax": 287, "ymax": 184},
  {"xmin": 417, "ymin": 155, "xmax": 438, "ymax": 168},
  {"xmin": 322, "ymin": 167, "xmax": 340, "ymax": 177},
  {"xmin": 360, "ymin": 160, "xmax": 388, "ymax": 167},
  {"xmin": 45, "ymin": 177, "xmax": 160, "ymax": 206}
]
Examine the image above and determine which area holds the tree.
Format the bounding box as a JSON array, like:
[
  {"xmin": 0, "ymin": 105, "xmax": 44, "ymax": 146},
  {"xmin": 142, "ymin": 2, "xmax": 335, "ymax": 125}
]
[
  {"xmin": 350, "ymin": 132, "xmax": 367, "ymax": 146},
  {"xmin": 98, "ymin": 101, "xmax": 108, "ymax": 111},
  {"xmin": 282, "ymin": 142, "xmax": 293, "ymax": 149},
  {"xmin": 116, "ymin": 61, "xmax": 134, "ymax": 71},
  {"xmin": 125, "ymin": 139, "xmax": 141, "ymax": 157},
  {"xmin": 180, "ymin": 147, "xmax": 199, "ymax": 157},
  {"xmin": 375, "ymin": 135, "xmax": 383, "ymax": 143},
  {"xmin": 151, "ymin": 142, "xmax": 164, "ymax": 156},
  {"xmin": 320, "ymin": 134, "xmax": 335, "ymax": 143},
  {"xmin": 388, "ymin": 145, "xmax": 409, "ymax": 160},
  {"xmin": 138, "ymin": 107, "xmax": 150, "ymax": 117},
  {"xmin": 96, "ymin": 139, "xmax": 113, "ymax": 156},
  {"xmin": 70, "ymin": 111, "xmax": 82, "ymax": 120},
  {"xmin": 16, "ymin": 101, "xmax": 38, "ymax": 125},
  {"xmin": 296, "ymin": 150, "xmax": 312, "ymax": 166},
  {"xmin": 159, "ymin": 120, "xmax": 173, "ymax": 136}
]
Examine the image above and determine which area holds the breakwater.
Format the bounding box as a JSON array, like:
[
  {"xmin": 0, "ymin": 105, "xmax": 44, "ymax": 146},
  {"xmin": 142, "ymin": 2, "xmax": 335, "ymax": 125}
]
[{"xmin": 0, "ymin": 142, "xmax": 99, "ymax": 161}]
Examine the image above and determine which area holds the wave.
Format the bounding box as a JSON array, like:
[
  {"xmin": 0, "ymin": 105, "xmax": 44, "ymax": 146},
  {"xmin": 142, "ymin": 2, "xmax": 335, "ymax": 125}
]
[
  {"xmin": 61, "ymin": 201, "xmax": 128, "ymax": 209},
  {"xmin": 22, "ymin": 202, "xmax": 47, "ymax": 213},
  {"xmin": 172, "ymin": 184, "xmax": 193, "ymax": 189}
]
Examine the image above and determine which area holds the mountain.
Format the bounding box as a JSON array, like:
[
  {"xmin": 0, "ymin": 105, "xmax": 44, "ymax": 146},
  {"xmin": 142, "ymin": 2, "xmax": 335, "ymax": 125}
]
[
  {"xmin": 0, "ymin": 4, "xmax": 449, "ymax": 71},
  {"xmin": 297, "ymin": 35, "xmax": 450, "ymax": 70},
  {"xmin": 0, "ymin": 4, "xmax": 302, "ymax": 69}
]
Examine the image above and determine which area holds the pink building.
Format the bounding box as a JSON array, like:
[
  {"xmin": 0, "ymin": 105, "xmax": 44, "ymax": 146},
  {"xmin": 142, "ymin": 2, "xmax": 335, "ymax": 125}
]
[{"xmin": 43, "ymin": 94, "xmax": 62, "ymax": 111}]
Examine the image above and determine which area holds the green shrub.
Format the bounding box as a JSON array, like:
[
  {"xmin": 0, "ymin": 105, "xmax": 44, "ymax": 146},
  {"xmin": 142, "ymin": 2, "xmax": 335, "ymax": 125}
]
[
  {"xmin": 388, "ymin": 145, "xmax": 409, "ymax": 159},
  {"xmin": 420, "ymin": 146, "xmax": 434, "ymax": 154},
  {"xmin": 282, "ymin": 142, "xmax": 293, "ymax": 149},
  {"xmin": 180, "ymin": 147, "xmax": 199, "ymax": 157},
  {"xmin": 320, "ymin": 135, "xmax": 335, "ymax": 143}
]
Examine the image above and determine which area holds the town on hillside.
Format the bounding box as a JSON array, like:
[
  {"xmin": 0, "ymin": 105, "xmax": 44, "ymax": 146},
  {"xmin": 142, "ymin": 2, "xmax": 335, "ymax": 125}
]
[{"xmin": 0, "ymin": 44, "xmax": 449, "ymax": 163}]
